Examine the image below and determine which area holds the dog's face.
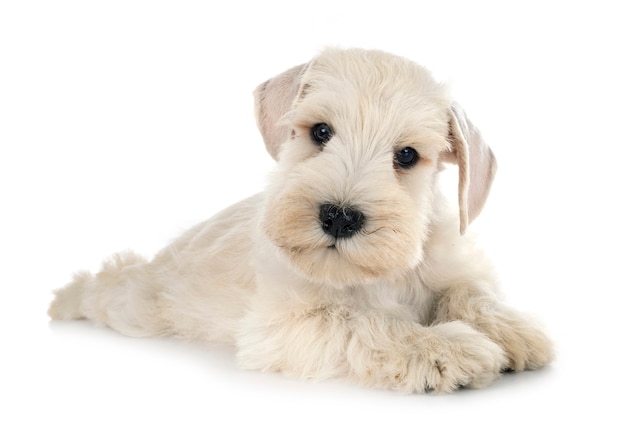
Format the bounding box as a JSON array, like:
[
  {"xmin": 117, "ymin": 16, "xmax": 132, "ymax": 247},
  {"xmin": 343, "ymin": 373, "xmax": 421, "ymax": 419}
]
[{"xmin": 254, "ymin": 49, "xmax": 496, "ymax": 287}]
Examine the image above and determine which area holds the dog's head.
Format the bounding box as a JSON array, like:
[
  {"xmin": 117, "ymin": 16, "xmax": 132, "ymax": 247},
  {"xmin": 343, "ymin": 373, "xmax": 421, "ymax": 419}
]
[{"xmin": 254, "ymin": 48, "xmax": 496, "ymax": 286}]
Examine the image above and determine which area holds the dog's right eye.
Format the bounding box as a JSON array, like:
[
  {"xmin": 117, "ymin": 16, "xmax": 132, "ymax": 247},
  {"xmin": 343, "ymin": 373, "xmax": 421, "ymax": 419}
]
[
  {"xmin": 395, "ymin": 147, "xmax": 420, "ymax": 169},
  {"xmin": 310, "ymin": 123, "xmax": 333, "ymax": 145}
]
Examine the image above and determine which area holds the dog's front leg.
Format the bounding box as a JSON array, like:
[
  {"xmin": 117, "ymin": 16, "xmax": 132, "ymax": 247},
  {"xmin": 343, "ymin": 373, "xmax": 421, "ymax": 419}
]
[
  {"xmin": 236, "ymin": 299, "xmax": 507, "ymax": 393},
  {"xmin": 431, "ymin": 284, "xmax": 554, "ymax": 372}
]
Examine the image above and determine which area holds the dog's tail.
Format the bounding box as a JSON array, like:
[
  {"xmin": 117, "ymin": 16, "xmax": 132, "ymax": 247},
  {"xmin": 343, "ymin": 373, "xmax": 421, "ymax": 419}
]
[{"xmin": 48, "ymin": 251, "xmax": 165, "ymax": 337}]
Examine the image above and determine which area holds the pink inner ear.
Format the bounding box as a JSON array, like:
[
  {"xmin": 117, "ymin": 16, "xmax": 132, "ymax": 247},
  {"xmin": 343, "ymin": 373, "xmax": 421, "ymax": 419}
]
[{"xmin": 253, "ymin": 63, "xmax": 309, "ymax": 161}]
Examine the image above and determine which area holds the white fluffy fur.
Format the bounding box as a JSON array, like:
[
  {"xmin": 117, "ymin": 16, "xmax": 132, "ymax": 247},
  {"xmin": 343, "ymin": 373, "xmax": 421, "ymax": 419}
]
[{"xmin": 48, "ymin": 48, "xmax": 553, "ymax": 393}]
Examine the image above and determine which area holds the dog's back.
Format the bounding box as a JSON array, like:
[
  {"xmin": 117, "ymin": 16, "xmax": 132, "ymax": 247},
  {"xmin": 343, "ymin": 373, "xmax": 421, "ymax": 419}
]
[{"xmin": 49, "ymin": 194, "xmax": 264, "ymax": 344}]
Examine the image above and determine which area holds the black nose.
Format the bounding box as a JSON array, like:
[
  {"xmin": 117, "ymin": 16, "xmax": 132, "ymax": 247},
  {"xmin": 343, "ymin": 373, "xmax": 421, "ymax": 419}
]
[{"xmin": 319, "ymin": 204, "xmax": 365, "ymax": 239}]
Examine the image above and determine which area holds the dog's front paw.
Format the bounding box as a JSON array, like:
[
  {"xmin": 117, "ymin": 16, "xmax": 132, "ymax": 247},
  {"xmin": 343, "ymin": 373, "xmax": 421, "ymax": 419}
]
[
  {"xmin": 421, "ymin": 321, "xmax": 507, "ymax": 392},
  {"xmin": 474, "ymin": 310, "xmax": 554, "ymax": 372},
  {"xmin": 359, "ymin": 321, "xmax": 507, "ymax": 393}
]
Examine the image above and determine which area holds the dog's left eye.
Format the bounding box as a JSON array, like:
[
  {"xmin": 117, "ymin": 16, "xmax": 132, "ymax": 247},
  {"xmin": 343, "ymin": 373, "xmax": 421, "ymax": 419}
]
[
  {"xmin": 310, "ymin": 123, "xmax": 333, "ymax": 145},
  {"xmin": 395, "ymin": 147, "xmax": 420, "ymax": 169}
]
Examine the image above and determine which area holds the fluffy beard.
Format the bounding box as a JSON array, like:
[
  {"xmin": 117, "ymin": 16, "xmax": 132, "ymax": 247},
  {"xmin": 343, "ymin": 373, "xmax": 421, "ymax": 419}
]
[{"xmin": 261, "ymin": 180, "xmax": 432, "ymax": 287}]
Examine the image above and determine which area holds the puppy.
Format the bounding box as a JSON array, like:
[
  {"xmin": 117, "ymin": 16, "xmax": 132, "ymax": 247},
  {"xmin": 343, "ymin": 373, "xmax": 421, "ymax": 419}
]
[{"xmin": 49, "ymin": 48, "xmax": 553, "ymax": 393}]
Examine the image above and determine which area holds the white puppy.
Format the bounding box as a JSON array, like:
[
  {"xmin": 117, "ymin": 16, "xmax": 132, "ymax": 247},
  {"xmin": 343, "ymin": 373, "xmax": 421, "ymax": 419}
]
[{"xmin": 49, "ymin": 48, "xmax": 553, "ymax": 393}]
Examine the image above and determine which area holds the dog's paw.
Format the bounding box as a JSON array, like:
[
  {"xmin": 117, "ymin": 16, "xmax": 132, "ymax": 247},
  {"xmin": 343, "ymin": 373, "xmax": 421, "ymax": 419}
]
[
  {"xmin": 419, "ymin": 321, "xmax": 507, "ymax": 392},
  {"xmin": 474, "ymin": 310, "xmax": 554, "ymax": 371},
  {"xmin": 350, "ymin": 321, "xmax": 506, "ymax": 393},
  {"xmin": 48, "ymin": 272, "xmax": 90, "ymax": 320}
]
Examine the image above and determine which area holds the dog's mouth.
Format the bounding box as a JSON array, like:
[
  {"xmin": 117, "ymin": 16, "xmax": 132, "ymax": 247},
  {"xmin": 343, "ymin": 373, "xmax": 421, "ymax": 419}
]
[
  {"xmin": 263, "ymin": 192, "xmax": 425, "ymax": 285},
  {"xmin": 272, "ymin": 226, "xmax": 424, "ymax": 286}
]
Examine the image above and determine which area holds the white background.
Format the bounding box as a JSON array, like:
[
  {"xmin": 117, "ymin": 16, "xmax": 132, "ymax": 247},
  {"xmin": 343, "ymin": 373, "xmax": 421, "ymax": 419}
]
[{"xmin": 2, "ymin": 1, "xmax": 625, "ymax": 429}]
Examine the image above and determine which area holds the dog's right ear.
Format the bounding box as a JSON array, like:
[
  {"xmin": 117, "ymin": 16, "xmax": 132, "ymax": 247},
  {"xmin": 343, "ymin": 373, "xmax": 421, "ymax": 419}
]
[
  {"xmin": 253, "ymin": 63, "xmax": 309, "ymax": 160},
  {"xmin": 446, "ymin": 102, "xmax": 498, "ymax": 235}
]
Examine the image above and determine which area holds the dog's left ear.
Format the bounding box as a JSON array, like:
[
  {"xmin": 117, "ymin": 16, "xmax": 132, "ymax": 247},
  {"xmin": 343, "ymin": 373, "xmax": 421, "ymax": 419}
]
[
  {"xmin": 446, "ymin": 102, "xmax": 498, "ymax": 235},
  {"xmin": 253, "ymin": 63, "xmax": 309, "ymax": 160}
]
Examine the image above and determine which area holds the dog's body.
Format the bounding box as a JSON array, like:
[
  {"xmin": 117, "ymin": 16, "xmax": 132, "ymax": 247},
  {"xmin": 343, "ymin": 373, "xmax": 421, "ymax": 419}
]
[{"xmin": 49, "ymin": 48, "xmax": 553, "ymax": 393}]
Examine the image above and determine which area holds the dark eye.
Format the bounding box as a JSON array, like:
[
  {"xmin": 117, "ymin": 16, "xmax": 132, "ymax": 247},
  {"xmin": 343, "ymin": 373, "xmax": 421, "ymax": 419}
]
[
  {"xmin": 311, "ymin": 123, "xmax": 333, "ymax": 145},
  {"xmin": 395, "ymin": 147, "xmax": 419, "ymax": 169}
]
